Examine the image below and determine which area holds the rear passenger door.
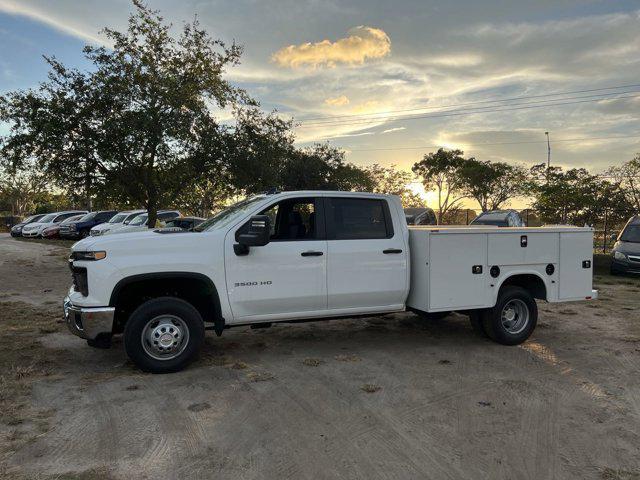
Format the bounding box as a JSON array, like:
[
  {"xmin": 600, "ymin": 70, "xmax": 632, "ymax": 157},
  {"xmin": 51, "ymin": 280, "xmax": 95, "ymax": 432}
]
[{"xmin": 325, "ymin": 197, "xmax": 408, "ymax": 311}]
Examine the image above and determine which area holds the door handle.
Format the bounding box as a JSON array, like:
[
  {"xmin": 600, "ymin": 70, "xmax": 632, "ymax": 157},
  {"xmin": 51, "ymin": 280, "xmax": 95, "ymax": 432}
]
[
  {"xmin": 301, "ymin": 251, "xmax": 323, "ymax": 257},
  {"xmin": 383, "ymin": 248, "xmax": 403, "ymax": 254}
]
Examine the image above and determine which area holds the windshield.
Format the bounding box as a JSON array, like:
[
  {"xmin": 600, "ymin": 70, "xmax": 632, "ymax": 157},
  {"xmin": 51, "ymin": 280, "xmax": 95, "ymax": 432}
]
[
  {"xmin": 78, "ymin": 212, "xmax": 97, "ymax": 222},
  {"xmin": 472, "ymin": 219, "xmax": 506, "ymax": 226},
  {"xmin": 109, "ymin": 213, "xmax": 127, "ymax": 224},
  {"xmin": 124, "ymin": 212, "xmax": 142, "ymax": 224},
  {"xmin": 620, "ymin": 225, "xmax": 640, "ymax": 243},
  {"xmin": 129, "ymin": 214, "xmax": 148, "ymax": 226},
  {"xmin": 195, "ymin": 196, "xmax": 267, "ymax": 232},
  {"xmin": 23, "ymin": 215, "xmax": 37, "ymax": 223},
  {"xmin": 39, "ymin": 214, "xmax": 56, "ymax": 223},
  {"xmin": 61, "ymin": 215, "xmax": 83, "ymax": 225}
]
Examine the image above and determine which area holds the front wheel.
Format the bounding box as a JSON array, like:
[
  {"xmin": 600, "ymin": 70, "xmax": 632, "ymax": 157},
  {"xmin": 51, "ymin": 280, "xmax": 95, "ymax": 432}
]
[
  {"xmin": 482, "ymin": 286, "xmax": 537, "ymax": 345},
  {"xmin": 124, "ymin": 297, "xmax": 205, "ymax": 373}
]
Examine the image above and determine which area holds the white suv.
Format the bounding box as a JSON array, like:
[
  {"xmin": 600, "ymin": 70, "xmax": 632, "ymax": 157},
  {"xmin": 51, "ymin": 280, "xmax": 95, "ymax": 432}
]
[
  {"xmin": 103, "ymin": 210, "xmax": 180, "ymax": 235},
  {"xmin": 21, "ymin": 210, "xmax": 88, "ymax": 238},
  {"xmin": 90, "ymin": 209, "xmax": 145, "ymax": 236}
]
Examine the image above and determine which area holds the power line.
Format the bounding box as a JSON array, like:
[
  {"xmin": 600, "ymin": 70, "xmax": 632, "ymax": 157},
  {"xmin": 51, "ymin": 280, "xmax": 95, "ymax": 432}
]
[
  {"xmin": 297, "ymin": 91, "xmax": 640, "ymax": 129},
  {"xmin": 339, "ymin": 134, "xmax": 640, "ymax": 152},
  {"xmin": 295, "ymin": 83, "xmax": 640, "ymax": 123}
]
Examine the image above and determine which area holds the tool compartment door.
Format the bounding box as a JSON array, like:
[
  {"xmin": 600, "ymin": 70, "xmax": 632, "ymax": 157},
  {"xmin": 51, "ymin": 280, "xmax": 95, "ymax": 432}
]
[
  {"xmin": 429, "ymin": 233, "xmax": 488, "ymax": 310},
  {"xmin": 558, "ymin": 231, "xmax": 593, "ymax": 300}
]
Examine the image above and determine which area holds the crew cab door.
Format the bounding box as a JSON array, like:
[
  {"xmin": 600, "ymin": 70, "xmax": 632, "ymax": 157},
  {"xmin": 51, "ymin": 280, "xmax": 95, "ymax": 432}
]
[
  {"xmin": 325, "ymin": 197, "xmax": 408, "ymax": 310},
  {"xmin": 224, "ymin": 197, "xmax": 328, "ymax": 320}
]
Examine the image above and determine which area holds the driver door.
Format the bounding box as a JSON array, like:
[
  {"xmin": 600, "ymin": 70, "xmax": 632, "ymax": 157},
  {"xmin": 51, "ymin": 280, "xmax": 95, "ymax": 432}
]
[{"xmin": 224, "ymin": 196, "xmax": 328, "ymax": 321}]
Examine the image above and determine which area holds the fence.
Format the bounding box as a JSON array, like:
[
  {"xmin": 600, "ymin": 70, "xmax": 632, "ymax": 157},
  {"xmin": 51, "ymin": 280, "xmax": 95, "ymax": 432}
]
[{"xmin": 437, "ymin": 207, "xmax": 637, "ymax": 254}]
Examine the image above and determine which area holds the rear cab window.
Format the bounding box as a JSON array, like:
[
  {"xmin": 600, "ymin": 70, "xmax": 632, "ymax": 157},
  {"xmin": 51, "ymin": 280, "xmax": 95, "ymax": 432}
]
[{"xmin": 325, "ymin": 197, "xmax": 394, "ymax": 240}]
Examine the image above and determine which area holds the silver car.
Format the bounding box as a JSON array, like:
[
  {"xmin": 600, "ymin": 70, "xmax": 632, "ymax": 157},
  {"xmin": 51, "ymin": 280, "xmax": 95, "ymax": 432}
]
[{"xmin": 611, "ymin": 215, "xmax": 640, "ymax": 275}]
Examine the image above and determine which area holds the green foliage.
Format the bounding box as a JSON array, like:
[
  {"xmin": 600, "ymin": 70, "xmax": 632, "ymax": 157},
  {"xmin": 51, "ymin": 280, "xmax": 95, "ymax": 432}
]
[
  {"xmin": 458, "ymin": 159, "xmax": 527, "ymax": 211},
  {"xmin": 365, "ymin": 164, "xmax": 424, "ymax": 207},
  {"xmin": 606, "ymin": 155, "xmax": 640, "ymax": 212},
  {"xmin": 528, "ymin": 163, "xmax": 630, "ymax": 225},
  {"xmin": 412, "ymin": 148, "xmax": 467, "ymax": 224}
]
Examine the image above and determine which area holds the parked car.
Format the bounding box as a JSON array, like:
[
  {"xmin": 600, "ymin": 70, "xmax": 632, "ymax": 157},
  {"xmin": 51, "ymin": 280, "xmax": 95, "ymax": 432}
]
[
  {"xmin": 10, "ymin": 214, "xmax": 46, "ymax": 237},
  {"xmin": 41, "ymin": 214, "xmax": 85, "ymax": 239},
  {"xmin": 160, "ymin": 216, "xmax": 205, "ymax": 231},
  {"xmin": 404, "ymin": 207, "xmax": 437, "ymax": 225},
  {"xmin": 90, "ymin": 209, "xmax": 146, "ymax": 236},
  {"xmin": 610, "ymin": 215, "xmax": 640, "ymax": 275},
  {"xmin": 59, "ymin": 210, "xmax": 119, "ymax": 239},
  {"xmin": 470, "ymin": 210, "xmax": 525, "ymax": 227},
  {"xmin": 104, "ymin": 210, "xmax": 181, "ymax": 235},
  {"xmin": 63, "ymin": 191, "xmax": 596, "ymax": 373},
  {"xmin": 21, "ymin": 211, "xmax": 88, "ymax": 238}
]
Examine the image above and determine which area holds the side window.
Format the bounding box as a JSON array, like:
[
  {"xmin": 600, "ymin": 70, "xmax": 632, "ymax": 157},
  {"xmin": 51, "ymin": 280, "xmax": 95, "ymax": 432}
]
[
  {"xmin": 259, "ymin": 198, "xmax": 318, "ymax": 241},
  {"xmin": 158, "ymin": 212, "xmax": 177, "ymax": 221},
  {"xmin": 327, "ymin": 198, "xmax": 392, "ymax": 240}
]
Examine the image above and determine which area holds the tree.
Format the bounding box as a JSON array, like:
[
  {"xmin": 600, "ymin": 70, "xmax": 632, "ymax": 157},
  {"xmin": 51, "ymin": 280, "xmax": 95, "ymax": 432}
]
[
  {"xmin": 606, "ymin": 155, "xmax": 640, "ymax": 212},
  {"xmin": 0, "ymin": 161, "xmax": 50, "ymax": 215},
  {"xmin": 528, "ymin": 164, "xmax": 627, "ymax": 225},
  {"xmin": 1, "ymin": 1, "xmax": 247, "ymax": 227},
  {"xmin": 458, "ymin": 159, "xmax": 527, "ymax": 212},
  {"xmin": 365, "ymin": 164, "xmax": 424, "ymax": 208},
  {"xmin": 412, "ymin": 148, "xmax": 466, "ymax": 224}
]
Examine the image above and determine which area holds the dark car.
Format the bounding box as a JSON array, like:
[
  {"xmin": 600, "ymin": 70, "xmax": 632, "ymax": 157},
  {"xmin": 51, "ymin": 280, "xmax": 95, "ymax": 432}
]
[
  {"xmin": 10, "ymin": 214, "xmax": 46, "ymax": 237},
  {"xmin": 60, "ymin": 210, "xmax": 118, "ymax": 239},
  {"xmin": 41, "ymin": 214, "xmax": 85, "ymax": 239},
  {"xmin": 162, "ymin": 216, "xmax": 205, "ymax": 231},
  {"xmin": 405, "ymin": 207, "xmax": 437, "ymax": 225},
  {"xmin": 470, "ymin": 209, "xmax": 525, "ymax": 227},
  {"xmin": 610, "ymin": 215, "xmax": 640, "ymax": 275}
]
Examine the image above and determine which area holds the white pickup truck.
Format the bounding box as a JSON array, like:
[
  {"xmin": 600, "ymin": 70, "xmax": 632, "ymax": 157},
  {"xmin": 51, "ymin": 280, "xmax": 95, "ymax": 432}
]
[{"xmin": 63, "ymin": 191, "xmax": 597, "ymax": 373}]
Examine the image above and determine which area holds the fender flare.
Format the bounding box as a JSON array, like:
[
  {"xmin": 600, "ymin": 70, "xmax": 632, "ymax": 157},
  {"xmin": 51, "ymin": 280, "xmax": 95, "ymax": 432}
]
[
  {"xmin": 109, "ymin": 272, "xmax": 223, "ymax": 331},
  {"xmin": 492, "ymin": 271, "xmax": 550, "ymax": 303}
]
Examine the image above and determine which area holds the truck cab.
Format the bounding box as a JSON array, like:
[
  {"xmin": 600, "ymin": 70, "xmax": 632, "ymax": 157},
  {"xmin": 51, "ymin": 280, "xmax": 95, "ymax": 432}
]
[{"xmin": 64, "ymin": 191, "xmax": 595, "ymax": 373}]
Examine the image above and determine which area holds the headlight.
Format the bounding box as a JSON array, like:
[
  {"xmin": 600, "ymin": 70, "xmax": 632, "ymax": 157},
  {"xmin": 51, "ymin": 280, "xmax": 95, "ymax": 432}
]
[
  {"xmin": 72, "ymin": 251, "xmax": 107, "ymax": 261},
  {"xmin": 614, "ymin": 251, "xmax": 627, "ymax": 261}
]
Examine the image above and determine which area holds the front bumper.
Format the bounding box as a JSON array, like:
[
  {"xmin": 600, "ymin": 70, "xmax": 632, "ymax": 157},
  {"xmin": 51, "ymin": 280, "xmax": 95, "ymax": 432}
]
[
  {"xmin": 21, "ymin": 230, "xmax": 40, "ymax": 237},
  {"xmin": 63, "ymin": 296, "xmax": 115, "ymax": 340},
  {"xmin": 611, "ymin": 258, "xmax": 640, "ymax": 275}
]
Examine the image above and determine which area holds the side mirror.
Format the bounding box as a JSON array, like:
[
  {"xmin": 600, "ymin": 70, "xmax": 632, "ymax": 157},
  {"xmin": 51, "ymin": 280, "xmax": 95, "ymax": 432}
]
[
  {"xmin": 234, "ymin": 215, "xmax": 271, "ymax": 255},
  {"xmin": 610, "ymin": 233, "xmax": 618, "ymax": 241}
]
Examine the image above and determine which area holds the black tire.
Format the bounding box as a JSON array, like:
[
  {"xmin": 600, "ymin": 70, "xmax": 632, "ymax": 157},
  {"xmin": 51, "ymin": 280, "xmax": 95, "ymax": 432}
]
[
  {"xmin": 482, "ymin": 286, "xmax": 537, "ymax": 345},
  {"xmin": 124, "ymin": 297, "xmax": 205, "ymax": 373},
  {"xmin": 468, "ymin": 310, "xmax": 489, "ymax": 338},
  {"xmin": 416, "ymin": 311, "xmax": 450, "ymax": 320}
]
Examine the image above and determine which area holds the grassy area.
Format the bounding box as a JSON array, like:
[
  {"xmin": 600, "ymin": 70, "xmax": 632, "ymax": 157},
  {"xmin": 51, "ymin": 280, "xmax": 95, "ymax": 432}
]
[{"xmin": 13, "ymin": 237, "xmax": 75, "ymax": 249}]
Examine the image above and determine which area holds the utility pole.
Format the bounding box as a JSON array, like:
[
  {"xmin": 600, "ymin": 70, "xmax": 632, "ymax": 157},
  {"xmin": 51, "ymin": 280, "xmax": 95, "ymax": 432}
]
[{"xmin": 545, "ymin": 131, "xmax": 551, "ymax": 169}]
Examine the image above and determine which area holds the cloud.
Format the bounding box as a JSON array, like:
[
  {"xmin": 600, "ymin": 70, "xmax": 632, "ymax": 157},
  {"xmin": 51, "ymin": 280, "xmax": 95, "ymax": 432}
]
[
  {"xmin": 272, "ymin": 26, "xmax": 391, "ymax": 68},
  {"xmin": 324, "ymin": 95, "xmax": 350, "ymax": 106},
  {"xmin": 0, "ymin": 0, "xmax": 106, "ymax": 44},
  {"xmin": 381, "ymin": 127, "xmax": 406, "ymax": 134}
]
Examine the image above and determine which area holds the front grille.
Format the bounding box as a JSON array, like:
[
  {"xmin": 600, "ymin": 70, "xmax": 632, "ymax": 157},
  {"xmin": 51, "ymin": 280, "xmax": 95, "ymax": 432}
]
[
  {"xmin": 629, "ymin": 255, "xmax": 640, "ymax": 263},
  {"xmin": 71, "ymin": 267, "xmax": 88, "ymax": 296}
]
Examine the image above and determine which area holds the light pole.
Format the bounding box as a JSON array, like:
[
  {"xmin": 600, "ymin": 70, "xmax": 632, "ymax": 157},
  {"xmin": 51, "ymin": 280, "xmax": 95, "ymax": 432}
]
[{"xmin": 545, "ymin": 131, "xmax": 551, "ymax": 169}]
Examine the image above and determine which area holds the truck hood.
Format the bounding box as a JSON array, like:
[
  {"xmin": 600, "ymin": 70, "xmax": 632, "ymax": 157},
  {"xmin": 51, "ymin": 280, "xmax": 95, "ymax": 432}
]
[
  {"xmin": 72, "ymin": 229, "xmax": 219, "ymax": 253},
  {"xmin": 615, "ymin": 240, "xmax": 640, "ymax": 255}
]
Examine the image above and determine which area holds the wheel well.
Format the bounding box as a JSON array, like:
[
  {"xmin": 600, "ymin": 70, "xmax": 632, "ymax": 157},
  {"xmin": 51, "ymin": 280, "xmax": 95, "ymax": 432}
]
[
  {"xmin": 499, "ymin": 274, "xmax": 547, "ymax": 301},
  {"xmin": 109, "ymin": 273, "xmax": 221, "ymax": 334}
]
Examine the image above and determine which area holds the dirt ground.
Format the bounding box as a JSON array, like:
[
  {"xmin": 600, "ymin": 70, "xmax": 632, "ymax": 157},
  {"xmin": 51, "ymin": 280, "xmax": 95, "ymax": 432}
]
[{"xmin": 0, "ymin": 232, "xmax": 639, "ymax": 480}]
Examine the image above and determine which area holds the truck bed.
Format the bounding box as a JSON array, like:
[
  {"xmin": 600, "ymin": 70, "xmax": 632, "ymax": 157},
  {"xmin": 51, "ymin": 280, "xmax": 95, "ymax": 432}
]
[{"xmin": 406, "ymin": 226, "xmax": 595, "ymax": 313}]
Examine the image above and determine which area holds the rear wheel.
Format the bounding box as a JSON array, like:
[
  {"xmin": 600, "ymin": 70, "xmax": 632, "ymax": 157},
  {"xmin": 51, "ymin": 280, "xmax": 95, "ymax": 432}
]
[
  {"xmin": 124, "ymin": 297, "xmax": 205, "ymax": 373},
  {"xmin": 482, "ymin": 286, "xmax": 537, "ymax": 345}
]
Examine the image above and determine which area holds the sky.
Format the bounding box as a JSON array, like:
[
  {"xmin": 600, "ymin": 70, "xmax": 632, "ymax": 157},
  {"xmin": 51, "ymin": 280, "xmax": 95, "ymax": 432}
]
[{"xmin": 1, "ymin": 0, "xmax": 639, "ymax": 206}]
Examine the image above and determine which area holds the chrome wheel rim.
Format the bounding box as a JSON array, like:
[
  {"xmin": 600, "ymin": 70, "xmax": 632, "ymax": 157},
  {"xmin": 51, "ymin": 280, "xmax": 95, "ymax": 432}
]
[
  {"xmin": 500, "ymin": 299, "xmax": 529, "ymax": 334},
  {"xmin": 141, "ymin": 315, "xmax": 190, "ymax": 361}
]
